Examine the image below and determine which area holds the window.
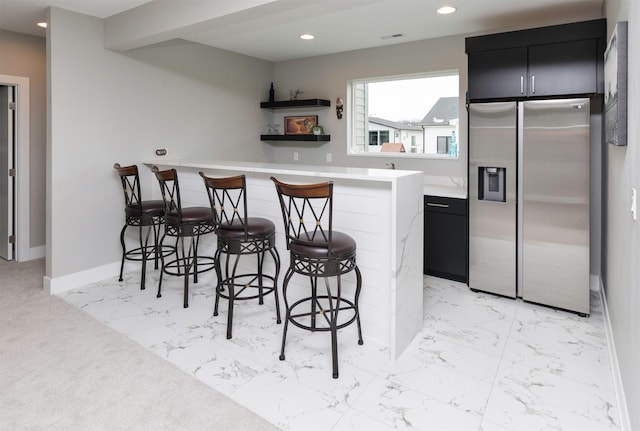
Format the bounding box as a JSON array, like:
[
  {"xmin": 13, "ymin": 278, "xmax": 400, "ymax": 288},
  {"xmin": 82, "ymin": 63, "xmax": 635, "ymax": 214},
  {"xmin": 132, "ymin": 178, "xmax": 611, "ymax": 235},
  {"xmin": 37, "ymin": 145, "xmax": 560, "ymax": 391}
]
[
  {"xmin": 349, "ymin": 71, "xmax": 459, "ymax": 158},
  {"xmin": 368, "ymin": 130, "xmax": 390, "ymax": 146},
  {"xmin": 437, "ymin": 136, "xmax": 450, "ymax": 154}
]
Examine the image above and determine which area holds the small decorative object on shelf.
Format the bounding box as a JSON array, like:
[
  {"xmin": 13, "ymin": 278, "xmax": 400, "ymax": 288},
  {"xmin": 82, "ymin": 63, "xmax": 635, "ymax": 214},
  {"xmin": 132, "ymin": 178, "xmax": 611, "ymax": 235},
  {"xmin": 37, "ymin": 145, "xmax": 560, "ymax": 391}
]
[
  {"xmin": 311, "ymin": 125, "xmax": 324, "ymax": 135},
  {"xmin": 289, "ymin": 89, "xmax": 303, "ymax": 100},
  {"xmin": 284, "ymin": 115, "xmax": 317, "ymax": 135},
  {"xmin": 336, "ymin": 98, "xmax": 344, "ymax": 119},
  {"xmin": 269, "ymin": 82, "xmax": 275, "ymax": 102},
  {"xmin": 266, "ymin": 124, "xmax": 281, "ymax": 134}
]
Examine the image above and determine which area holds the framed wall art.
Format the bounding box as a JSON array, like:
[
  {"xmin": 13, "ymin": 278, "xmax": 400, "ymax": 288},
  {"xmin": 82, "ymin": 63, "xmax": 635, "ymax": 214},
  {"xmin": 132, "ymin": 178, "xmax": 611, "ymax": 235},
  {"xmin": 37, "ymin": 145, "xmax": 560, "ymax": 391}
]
[
  {"xmin": 604, "ymin": 21, "xmax": 628, "ymax": 146},
  {"xmin": 284, "ymin": 115, "xmax": 318, "ymax": 135}
]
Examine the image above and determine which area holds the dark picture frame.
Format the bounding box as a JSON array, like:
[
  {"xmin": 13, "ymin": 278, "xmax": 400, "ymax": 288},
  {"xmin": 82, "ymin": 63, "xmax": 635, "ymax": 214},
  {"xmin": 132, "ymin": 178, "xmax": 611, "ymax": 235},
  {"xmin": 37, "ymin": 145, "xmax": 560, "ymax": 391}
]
[
  {"xmin": 284, "ymin": 115, "xmax": 318, "ymax": 135},
  {"xmin": 604, "ymin": 21, "xmax": 628, "ymax": 146}
]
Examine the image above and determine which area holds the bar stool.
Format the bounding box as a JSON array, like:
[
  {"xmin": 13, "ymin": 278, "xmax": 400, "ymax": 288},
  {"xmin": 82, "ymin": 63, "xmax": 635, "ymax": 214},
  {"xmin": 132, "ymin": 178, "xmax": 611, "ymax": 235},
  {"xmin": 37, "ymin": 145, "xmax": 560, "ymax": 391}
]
[
  {"xmin": 271, "ymin": 176, "xmax": 363, "ymax": 379},
  {"xmin": 199, "ymin": 172, "xmax": 281, "ymax": 339},
  {"xmin": 152, "ymin": 166, "xmax": 216, "ymax": 308},
  {"xmin": 113, "ymin": 163, "xmax": 166, "ymax": 290}
]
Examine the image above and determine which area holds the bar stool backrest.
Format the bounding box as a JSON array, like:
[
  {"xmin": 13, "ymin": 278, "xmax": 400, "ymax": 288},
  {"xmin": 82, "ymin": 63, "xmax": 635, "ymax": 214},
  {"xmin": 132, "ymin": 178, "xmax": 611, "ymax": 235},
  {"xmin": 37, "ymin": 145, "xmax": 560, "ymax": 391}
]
[
  {"xmin": 113, "ymin": 163, "xmax": 143, "ymax": 209},
  {"xmin": 271, "ymin": 176, "xmax": 334, "ymax": 253},
  {"xmin": 200, "ymin": 173, "xmax": 249, "ymax": 239},
  {"xmin": 151, "ymin": 166, "xmax": 183, "ymax": 222}
]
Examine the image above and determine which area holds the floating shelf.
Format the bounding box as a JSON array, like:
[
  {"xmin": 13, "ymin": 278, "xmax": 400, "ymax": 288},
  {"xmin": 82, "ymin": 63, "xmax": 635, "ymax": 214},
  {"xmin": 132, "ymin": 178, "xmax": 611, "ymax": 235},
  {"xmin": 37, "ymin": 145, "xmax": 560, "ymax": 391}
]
[
  {"xmin": 260, "ymin": 134, "xmax": 331, "ymax": 142},
  {"xmin": 260, "ymin": 99, "xmax": 331, "ymax": 109}
]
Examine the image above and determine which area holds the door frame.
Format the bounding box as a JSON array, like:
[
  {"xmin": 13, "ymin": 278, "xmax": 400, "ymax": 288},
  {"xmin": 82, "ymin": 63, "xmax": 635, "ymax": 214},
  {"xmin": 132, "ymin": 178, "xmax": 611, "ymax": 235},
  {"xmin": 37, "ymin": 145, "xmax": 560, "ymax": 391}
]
[{"xmin": 0, "ymin": 75, "xmax": 30, "ymax": 262}]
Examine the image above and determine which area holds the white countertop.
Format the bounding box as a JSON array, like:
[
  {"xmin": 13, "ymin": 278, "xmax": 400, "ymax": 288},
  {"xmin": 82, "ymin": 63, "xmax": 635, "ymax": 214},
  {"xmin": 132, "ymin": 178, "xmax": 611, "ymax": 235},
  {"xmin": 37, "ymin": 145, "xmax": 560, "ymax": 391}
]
[
  {"xmin": 144, "ymin": 159, "xmax": 422, "ymax": 182},
  {"xmin": 144, "ymin": 158, "xmax": 467, "ymax": 199}
]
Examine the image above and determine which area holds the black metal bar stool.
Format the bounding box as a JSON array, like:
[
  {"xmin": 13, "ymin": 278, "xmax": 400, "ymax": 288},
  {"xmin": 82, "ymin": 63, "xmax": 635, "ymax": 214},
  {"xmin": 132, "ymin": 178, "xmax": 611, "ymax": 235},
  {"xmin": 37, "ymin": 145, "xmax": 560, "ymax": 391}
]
[
  {"xmin": 271, "ymin": 176, "xmax": 363, "ymax": 379},
  {"xmin": 200, "ymin": 172, "xmax": 281, "ymax": 339},
  {"xmin": 152, "ymin": 166, "xmax": 216, "ymax": 308},
  {"xmin": 113, "ymin": 163, "xmax": 167, "ymax": 290}
]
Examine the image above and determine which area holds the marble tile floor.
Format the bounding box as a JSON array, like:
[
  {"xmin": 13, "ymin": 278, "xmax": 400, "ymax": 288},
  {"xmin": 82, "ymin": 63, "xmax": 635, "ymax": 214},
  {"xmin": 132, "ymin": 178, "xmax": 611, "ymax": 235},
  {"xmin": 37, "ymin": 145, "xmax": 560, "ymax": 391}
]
[{"xmin": 58, "ymin": 272, "xmax": 621, "ymax": 431}]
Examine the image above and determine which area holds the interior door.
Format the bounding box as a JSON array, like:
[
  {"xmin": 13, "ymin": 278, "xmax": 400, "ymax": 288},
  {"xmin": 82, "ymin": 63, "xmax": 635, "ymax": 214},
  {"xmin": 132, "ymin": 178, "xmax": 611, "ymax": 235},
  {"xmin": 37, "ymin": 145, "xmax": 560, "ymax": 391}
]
[{"xmin": 0, "ymin": 85, "xmax": 15, "ymax": 260}]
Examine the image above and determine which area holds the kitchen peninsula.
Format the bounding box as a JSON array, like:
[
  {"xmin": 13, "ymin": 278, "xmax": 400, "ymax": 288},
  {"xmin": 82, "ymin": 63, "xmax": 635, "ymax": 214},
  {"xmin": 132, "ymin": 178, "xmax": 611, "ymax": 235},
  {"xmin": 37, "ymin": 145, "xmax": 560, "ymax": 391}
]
[{"xmin": 144, "ymin": 160, "xmax": 424, "ymax": 359}]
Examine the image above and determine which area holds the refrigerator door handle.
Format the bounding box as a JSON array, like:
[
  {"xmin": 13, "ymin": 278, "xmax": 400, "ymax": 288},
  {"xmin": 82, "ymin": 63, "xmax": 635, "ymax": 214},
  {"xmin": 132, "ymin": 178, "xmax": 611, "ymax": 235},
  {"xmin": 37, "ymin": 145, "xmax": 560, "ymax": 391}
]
[
  {"xmin": 426, "ymin": 202, "xmax": 449, "ymax": 208},
  {"xmin": 530, "ymin": 75, "xmax": 535, "ymax": 94},
  {"xmin": 520, "ymin": 76, "xmax": 524, "ymax": 94}
]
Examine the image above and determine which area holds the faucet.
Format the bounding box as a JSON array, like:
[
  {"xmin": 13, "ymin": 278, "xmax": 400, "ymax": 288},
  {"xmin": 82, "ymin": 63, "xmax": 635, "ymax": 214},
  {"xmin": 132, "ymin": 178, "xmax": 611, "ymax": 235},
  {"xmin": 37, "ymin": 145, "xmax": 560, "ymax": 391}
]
[{"xmin": 386, "ymin": 163, "xmax": 395, "ymax": 170}]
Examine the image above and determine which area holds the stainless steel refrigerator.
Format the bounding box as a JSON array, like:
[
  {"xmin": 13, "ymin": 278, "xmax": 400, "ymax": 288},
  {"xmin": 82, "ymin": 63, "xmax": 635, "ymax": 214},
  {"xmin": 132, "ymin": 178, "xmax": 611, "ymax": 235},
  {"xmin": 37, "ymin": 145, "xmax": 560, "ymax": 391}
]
[{"xmin": 468, "ymin": 98, "xmax": 590, "ymax": 315}]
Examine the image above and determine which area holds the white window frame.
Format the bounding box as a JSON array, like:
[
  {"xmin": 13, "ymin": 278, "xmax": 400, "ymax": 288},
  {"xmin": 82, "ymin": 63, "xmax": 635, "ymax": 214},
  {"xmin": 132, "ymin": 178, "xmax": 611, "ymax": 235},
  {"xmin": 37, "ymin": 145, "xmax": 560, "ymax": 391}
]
[{"xmin": 347, "ymin": 70, "xmax": 459, "ymax": 159}]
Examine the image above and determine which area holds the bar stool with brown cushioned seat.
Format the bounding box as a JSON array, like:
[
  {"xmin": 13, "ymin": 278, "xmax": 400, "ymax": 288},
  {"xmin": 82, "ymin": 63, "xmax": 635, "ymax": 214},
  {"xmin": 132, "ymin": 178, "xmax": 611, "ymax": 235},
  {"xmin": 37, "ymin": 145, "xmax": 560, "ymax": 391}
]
[
  {"xmin": 113, "ymin": 163, "xmax": 167, "ymax": 290},
  {"xmin": 200, "ymin": 172, "xmax": 281, "ymax": 339},
  {"xmin": 271, "ymin": 176, "xmax": 363, "ymax": 379},
  {"xmin": 152, "ymin": 166, "xmax": 216, "ymax": 308}
]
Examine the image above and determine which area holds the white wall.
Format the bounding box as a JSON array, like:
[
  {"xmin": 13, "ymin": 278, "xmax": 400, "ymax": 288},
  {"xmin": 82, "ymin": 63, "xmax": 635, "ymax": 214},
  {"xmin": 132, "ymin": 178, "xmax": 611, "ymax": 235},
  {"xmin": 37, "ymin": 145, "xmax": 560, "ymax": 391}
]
[
  {"xmin": 604, "ymin": 0, "xmax": 640, "ymax": 429},
  {"xmin": 271, "ymin": 34, "xmax": 468, "ymax": 176},
  {"xmin": 423, "ymin": 126, "xmax": 456, "ymax": 155},
  {"xmin": 46, "ymin": 7, "xmax": 275, "ymax": 281}
]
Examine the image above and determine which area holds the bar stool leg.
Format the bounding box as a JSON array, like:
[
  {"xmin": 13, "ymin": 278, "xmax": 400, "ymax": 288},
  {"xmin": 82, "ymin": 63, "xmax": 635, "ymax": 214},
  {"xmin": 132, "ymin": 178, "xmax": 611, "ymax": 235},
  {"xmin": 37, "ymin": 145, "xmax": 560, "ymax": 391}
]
[
  {"xmin": 140, "ymin": 223, "xmax": 155, "ymax": 291},
  {"xmin": 118, "ymin": 225, "xmax": 127, "ymax": 282},
  {"xmin": 310, "ymin": 277, "xmax": 318, "ymax": 330},
  {"xmin": 152, "ymin": 223, "xmax": 161, "ymax": 270},
  {"xmin": 326, "ymin": 276, "xmax": 340, "ymax": 379},
  {"xmin": 269, "ymin": 248, "xmax": 282, "ymax": 324},
  {"xmin": 354, "ymin": 266, "xmax": 364, "ymax": 345},
  {"xmin": 279, "ymin": 269, "xmax": 294, "ymax": 361},
  {"xmin": 213, "ymin": 248, "xmax": 222, "ymax": 317},
  {"xmin": 181, "ymin": 235, "xmax": 192, "ymax": 308},
  {"xmin": 156, "ymin": 233, "xmax": 170, "ymax": 298},
  {"xmin": 257, "ymin": 252, "xmax": 264, "ymax": 305},
  {"xmin": 224, "ymin": 253, "xmax": 240, "ymax": 339}
]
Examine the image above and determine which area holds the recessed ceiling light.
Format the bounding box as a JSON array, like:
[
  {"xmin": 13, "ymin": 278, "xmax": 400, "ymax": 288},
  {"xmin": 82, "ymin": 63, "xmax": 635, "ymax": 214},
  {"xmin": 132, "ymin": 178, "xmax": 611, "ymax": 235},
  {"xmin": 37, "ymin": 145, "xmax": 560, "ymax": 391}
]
[
  {"xmin": 37, "ymin": 22, "xmax": 47, "ymax": 28},
  {"xmin": 299, "ymin": 34, "xmax": 315, "ymax": 40},
  {"xmin": 437, "ymin": 6, "xmax": 457, "ymax": 15}
]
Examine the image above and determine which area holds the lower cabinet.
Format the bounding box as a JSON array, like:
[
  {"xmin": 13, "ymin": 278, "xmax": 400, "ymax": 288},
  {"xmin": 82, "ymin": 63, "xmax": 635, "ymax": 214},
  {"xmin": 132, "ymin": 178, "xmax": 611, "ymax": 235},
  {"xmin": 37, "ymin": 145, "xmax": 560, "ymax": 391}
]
[{"xmin": 423, "ymin": 195, "xmax": 468, "ymax": 283}]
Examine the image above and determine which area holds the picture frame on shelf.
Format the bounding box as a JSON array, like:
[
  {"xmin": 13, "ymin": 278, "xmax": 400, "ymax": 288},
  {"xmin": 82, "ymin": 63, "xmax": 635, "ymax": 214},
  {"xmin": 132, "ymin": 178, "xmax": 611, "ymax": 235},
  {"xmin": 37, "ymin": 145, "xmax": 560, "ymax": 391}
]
[{"xmin": 284, "ymin": 115, "xmax": 318, "ymax": 135}]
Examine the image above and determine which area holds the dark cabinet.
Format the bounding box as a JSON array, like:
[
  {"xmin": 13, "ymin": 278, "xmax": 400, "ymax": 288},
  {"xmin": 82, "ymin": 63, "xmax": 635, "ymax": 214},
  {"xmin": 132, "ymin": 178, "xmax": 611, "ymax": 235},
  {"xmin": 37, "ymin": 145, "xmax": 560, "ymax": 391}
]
[
  {"xmin": 423, "ymin": 196, "xmax": 468, "ymax": 283},
  {"xmin": 527, "ymin": 39, "xmax": 598, "ymax": 97},
  {"xmin": 466, "ymin": 19, "xmax": 606, "ymax": 101},
  {"xmin": 468, "ymin": 40, "xmax": 598, "ymax": 100},
  {"xmin": 468, "ymin": 47, "xmax": 528, "ymax": 100}
]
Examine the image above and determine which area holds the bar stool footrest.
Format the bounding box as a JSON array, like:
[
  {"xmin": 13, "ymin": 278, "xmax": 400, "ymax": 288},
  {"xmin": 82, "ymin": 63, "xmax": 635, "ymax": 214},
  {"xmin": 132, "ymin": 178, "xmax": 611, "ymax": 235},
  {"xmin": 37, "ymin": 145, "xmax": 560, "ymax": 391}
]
[
  {"xmin": 162, "ymin": 256, "xmax": 216, "ymax": 277},
  {"xmin": 286, "ymin": 295, "xmax": 359, "ymax": 332},
  {"xmin": 217, "ymin": 274, "xmax": 278, "ymax": 301},
  {"xmin": 124, "ymin": 245, "xmax": 175, "ymax": 262}
]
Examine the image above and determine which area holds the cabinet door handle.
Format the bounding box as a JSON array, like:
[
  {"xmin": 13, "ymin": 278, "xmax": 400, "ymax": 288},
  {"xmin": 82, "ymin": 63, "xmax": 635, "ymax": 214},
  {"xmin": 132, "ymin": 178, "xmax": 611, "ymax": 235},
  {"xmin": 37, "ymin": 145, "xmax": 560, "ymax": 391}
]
[
  {"xmin": 531, "ymin": 75, "xmax": 535, "ymax": 94},
  {"xmin": 427, "ymin": 202, "xmax": 449, "ymax": 208},
  {"xmin": 520, "ymin": 76, "xmax": 524, "ymax": 94}
]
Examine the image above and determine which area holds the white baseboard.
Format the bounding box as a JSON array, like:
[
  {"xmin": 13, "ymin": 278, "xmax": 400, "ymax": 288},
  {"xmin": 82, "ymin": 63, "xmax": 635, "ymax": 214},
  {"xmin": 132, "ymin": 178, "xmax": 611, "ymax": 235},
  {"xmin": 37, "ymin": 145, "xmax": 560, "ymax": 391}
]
[
  {"xmin": 45, "ymin": 261, "xmax": 121, "ymax": 295},
  {"xmin": 600, "ymin": 277, "xmax": 632, "ymax": 431},
  {"xmin": 29, "ymin": 246, "xmax": 45, "ymax": 260}
]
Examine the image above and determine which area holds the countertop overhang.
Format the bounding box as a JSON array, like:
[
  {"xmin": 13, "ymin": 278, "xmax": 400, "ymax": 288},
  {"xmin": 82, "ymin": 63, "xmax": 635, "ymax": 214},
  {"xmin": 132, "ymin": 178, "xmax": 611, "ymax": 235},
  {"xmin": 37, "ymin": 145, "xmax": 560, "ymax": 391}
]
[
  {"xmin": 144, "ymin": 159, "xmax": 467, "ymax": 199},
  {"xmin": 143, "ymin": 159, "xmax": 423, "ymax": 182}
]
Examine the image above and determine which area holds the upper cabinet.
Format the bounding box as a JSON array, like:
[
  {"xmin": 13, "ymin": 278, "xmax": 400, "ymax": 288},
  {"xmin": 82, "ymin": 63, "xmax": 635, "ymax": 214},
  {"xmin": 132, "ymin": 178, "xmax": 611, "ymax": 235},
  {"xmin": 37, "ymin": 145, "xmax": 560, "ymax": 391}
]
[
  {"xmin": 466, "ymin": 19, "xmax": 606, "ymax": 101},
  {"xmin": 468, "ymin": 47, "xmax": 528, "ymax": 100}
]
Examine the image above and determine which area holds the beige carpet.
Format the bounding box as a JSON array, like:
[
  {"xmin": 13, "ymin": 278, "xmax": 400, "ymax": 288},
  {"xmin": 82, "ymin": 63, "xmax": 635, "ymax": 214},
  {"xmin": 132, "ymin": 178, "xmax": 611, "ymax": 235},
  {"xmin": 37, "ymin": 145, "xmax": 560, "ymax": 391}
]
[{"xmin": 0, "ymin": 258, "xmax": 279, "ymax": 431}]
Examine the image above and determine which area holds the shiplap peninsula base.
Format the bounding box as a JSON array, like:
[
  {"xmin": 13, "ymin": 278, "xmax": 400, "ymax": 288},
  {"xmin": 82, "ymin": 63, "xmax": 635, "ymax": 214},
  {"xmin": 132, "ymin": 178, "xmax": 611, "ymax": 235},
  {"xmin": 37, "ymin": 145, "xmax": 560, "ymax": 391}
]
[{"xmin": 144, "ymin": 160, "xmax": 424, "ymax": 359}]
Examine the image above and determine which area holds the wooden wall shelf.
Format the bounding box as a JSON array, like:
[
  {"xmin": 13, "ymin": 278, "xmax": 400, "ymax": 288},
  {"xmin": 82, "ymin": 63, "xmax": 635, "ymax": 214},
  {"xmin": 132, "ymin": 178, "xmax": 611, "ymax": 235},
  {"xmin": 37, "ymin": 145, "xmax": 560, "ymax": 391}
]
[
  {"xmin": 260, "ymin": 134, "xmax": 330, "ymax": 142},
  {"xmin": 260, "ymin": 99, "xmax": 331, "ymax": 109}
]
